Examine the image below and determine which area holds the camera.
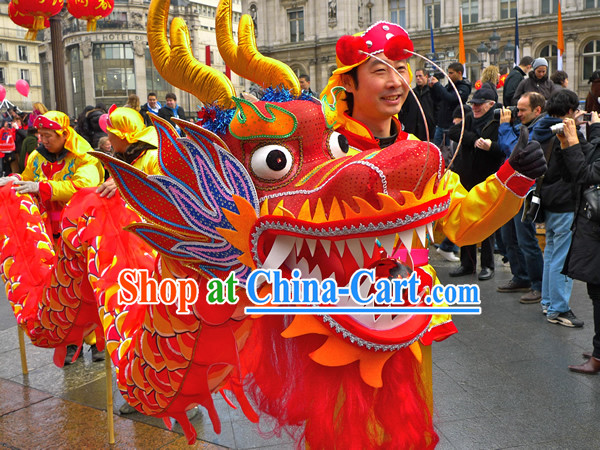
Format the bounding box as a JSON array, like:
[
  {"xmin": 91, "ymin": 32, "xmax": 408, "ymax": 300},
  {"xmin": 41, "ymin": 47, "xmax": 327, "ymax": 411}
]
[
  {"xmin": 550, "ymin": 123, "xmax": 564, "ymax": 135},
  {"xmin": 522, "ymin": 193, "xmax": 542, "ymax": 223},
  {"xmin": 493, "ymin": 106, "xmax": 517, "ymax": 121},
  {"xmin": 432, "ymin": 71, "xmax": 445, "ymax": 80},
  {"xmin": 582, "ymin": 112, "xmax": 592, "ymax": 121}
]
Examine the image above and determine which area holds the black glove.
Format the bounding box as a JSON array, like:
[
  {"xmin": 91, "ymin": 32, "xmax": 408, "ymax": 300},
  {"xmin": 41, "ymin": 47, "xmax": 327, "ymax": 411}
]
[{"xmin": 508, "ymin": 125, "xmax": 547, "ymax": 179}]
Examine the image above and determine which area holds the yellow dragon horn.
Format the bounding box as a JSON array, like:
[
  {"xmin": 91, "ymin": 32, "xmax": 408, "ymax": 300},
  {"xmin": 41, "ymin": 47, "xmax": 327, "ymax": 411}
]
[
  {"xmin": 216, "ymin": 0, "xmax": 301, "ymax": 96},
  {"xmin": 148, "ymin": 0, "xmax": 236, "ymax": 109}
]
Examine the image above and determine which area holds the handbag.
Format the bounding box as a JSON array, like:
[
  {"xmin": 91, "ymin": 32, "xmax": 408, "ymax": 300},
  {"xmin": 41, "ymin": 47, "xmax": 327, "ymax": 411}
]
[{"xmin": 582, "ymin": 184, "xmax": 600, "ymax": 222}]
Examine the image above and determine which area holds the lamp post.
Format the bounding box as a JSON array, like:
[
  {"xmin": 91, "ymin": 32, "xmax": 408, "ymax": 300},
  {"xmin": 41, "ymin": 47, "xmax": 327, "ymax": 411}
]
[
  {"xmin": 477, "ymin": 41, "xmax": 488, "ymax": 70},
  {"xmin": 503, "ymin": 40, "xmax": 515, "ymax": 68},
  {"xmin": 477, "ymin": 31, "xmax": 513, "ymax": 71}
]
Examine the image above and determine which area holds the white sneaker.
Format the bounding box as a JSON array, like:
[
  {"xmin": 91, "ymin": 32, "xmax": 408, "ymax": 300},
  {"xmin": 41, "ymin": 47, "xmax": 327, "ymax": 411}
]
[{"xmin": 437, "ymin": 247, "xmax": 459, "ymax": 262}]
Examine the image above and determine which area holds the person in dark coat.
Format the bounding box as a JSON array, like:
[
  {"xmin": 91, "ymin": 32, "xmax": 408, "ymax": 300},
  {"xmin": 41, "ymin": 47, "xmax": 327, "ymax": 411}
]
[
  {"xmin": 555, "ymin": 113, "xmax": 600, "ymax": 373},
  {"xmin": 399, "ymin": 69, "xmax": 437, "ymax": 141},
  {"xmin": 448, "ymin": 87, "xmax": 505, "ymax": 281},
  {"xmin": 503, "ymin": 56, "xmax": 533, "ymax": 106},
  {"xmin": 429, "ymin": 62, "xmax": 471, "ymax": 148},
  {"xmin": 584, "ymin": 70, "xmax": 600, "ymax": 114},
  {"xmin": 513, "ymin": 58, "xmax": 559, "ymax": 103},
  {"xmin": 158, "ymin": 92, "xmax": 187, "ymax": 136},
  {"xmin": 530, "ymin": 89, "xmax": 583, "ymax": 326}
]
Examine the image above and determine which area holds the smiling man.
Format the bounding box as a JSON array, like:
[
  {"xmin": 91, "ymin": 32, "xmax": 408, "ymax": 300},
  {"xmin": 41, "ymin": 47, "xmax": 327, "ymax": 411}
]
[{"xmin": 321, "ymin": 22, "xmax": 418, "ymax": 150}]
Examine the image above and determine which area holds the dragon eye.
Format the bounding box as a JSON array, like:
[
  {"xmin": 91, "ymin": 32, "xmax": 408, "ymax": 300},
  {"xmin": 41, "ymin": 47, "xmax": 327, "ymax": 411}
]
[
  {"xmin": 328, "ymin": 131, "xmax": 349, "ymax": 158},
  {"xmin": 250, "ymin": 145, "xmax": 293, "ymax": 180}
]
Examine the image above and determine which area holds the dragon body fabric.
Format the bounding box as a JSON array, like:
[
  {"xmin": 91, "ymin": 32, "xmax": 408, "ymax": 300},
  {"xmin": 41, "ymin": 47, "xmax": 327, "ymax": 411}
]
[{"xmin": 0, "ymin": 0, "xmax": 538, "ymax": 448}]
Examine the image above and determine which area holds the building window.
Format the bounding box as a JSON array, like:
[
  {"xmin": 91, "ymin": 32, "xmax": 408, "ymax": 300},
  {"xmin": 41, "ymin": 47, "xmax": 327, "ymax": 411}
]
[
  {"xmin": 500, "ymin": 0, "xmax": 517, "ymax": 19},
  {"xmin": 539, "ymin": 44, "xmax": 558, "ymax": 74},
  {"xmin": 389, "ymin": 0, "xmax": 406, "ymax": 28},
  {"xmin": 585, "ymin": 0, "xmax": 599, "ymax": 8},
  {"xmin": 541, "ymin": 0, "xmax": 559, "ymax": 14},
  {"xmin": 93, "ymin": 43, "xmax": 135, "ymax": 104},
  {"xmin": 68, "ymin": 45, "xmax": 85, "ymax": 117},
  {"xmin": 465, "ymin": 51, "xmax": 479, "ymax": 85},
  {"xmin": 0, "ymin": 68, "xmax": 5, "ymax": 85},
  {"xmin": 462, "ymin": 0, "xmax": 478, "ymax": 24},
  {"xmin": 145, "ymin": 48, "xmax": 171, "ymax": 102},
  {"xmin": 288, "ymin": 8, "xmax": 304, "ymax": 43},
  {"xmin": 19, "ymin": 69, "xmax": 30, "ymax": 83},
  {"xmin": 18, "ymin": 45, "xmax": 28, "ymax": 62},
  {"xmin": 424, "ymin": 1, "xmax": 441, "ymax": 29},
  {"xmin": 583, "ymin": 40, "xmax": 600, "ymax": 81}
]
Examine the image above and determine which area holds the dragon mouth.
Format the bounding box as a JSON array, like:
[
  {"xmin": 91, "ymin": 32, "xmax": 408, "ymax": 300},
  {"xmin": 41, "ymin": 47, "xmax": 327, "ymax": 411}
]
[{"xmin": 250, "ymin": 181, "xmax": 451, "ymax": 348}]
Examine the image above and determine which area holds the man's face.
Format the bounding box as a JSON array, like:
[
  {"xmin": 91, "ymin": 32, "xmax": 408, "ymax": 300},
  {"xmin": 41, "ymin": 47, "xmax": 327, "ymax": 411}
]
[
  {"xmin": 534, "ymin": 66, "xmax": 547, "ymax": 79},
  {"xmin": 448, "ymin": 68, "xmax": 462, "ymax": 83},
  {"xmin": 517, "ymin": 97, "xmax": 541, "ymax": 125},
  {"xmin": 148, "ymin": 96, "xmax": 158, "ymax": 108},
  {"xmin": 38, "ymin": 129, "xmax": 67, "ymax": 154},
  {"xmin": 415, "ymin": 70, "xmax": 428, "ymax": 87},
  {"xmin": 343, "ymin": 55, "xmax": 410, "ymax": 130},
  {"xmin": 471, "ymin": 100, "xmax": 495, "ymax": 119},
  {"xmin": 299, "ymin": 77, "xmax": 310, "ymax": 91},
  {"xmin": 166, "ymin": 98, "xmax": 176, "ymax": 108}
]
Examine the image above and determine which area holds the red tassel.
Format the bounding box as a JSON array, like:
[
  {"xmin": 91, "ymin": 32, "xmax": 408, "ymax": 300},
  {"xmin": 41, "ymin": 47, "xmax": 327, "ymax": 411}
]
[
  {"xmin": 383, "ymin": 34, "xmax": 414, "ymax": 61},
  {"xmin": 336, "ymin": 35, "xmax": 368, "ymax": 66}
]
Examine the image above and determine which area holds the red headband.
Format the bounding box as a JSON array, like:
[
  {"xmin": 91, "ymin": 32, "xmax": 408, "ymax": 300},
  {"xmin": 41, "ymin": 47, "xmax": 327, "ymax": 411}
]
[{"xmin": 34, "ymin": 115, "xmax": 62, "ymax": 131}]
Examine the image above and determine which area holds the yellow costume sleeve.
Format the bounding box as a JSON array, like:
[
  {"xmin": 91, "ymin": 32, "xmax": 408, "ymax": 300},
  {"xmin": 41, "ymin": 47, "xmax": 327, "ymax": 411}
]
[
  {"xmin": 46, "ymin": 153, "xmax": 103, "ymax": 204},
  {"xmin": 132, "ymin": 149, "xmax": 161, "ymax": 175},
  {"xmin": 440, "ymin": 161, "xmax": 534, "ymax": 246},
  {"xmin": 20, "ymin": 151, "xmax": 38, "ymax": 182}
]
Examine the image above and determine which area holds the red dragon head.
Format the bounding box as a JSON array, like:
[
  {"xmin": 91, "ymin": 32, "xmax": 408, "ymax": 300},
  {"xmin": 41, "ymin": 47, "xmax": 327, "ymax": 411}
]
[{"xmin": 91, "ymin": 0, "xmax": 452, "ymax": 446}]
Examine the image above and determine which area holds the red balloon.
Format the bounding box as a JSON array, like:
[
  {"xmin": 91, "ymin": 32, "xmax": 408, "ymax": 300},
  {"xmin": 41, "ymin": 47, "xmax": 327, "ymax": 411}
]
[
  {"xmin": 99, "ymin": 113, "xmax": 109, "ymax": 133},
  {"xmin": 0, "ymin": 85, "xmax": 5, "ymax": 103},
  {"xmin": 16, "ymin": 79, "xmax": 29, "ymax": 97}
]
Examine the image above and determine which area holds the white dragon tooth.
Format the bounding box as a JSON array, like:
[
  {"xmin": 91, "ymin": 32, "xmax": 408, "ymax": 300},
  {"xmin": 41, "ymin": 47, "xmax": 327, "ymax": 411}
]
[
  {"xmin": 373, "ymin": 314, "xmax": 394, "ymax": 329},
  {"xmin": 426, "ymin": 222, "xmax": 435, "ymax": 244},
  {"xmin": 321, "ymin": 240, "xmax": 331, "ymax": 257},
  {"xmin": 262, "ymin": 235, "xmax": 296, "ymax": 270},
  {"xmin": 336, "ymin": 293, "xmax": 353, "ymax": 307},
  {"xmin": 334, "ymin": 240, "xmax": 346, "ymax": 257},
  {"xmin": 359, "ymin": 277, "xmax": 371, "ymax": 301},
  {"xmin": 295, "ymin": 237, "xmax": 304, "ymax": 256},
  {"xmin": 360, "ymin": 237, "xmax": 376, "ymax": 258},
  {"xmin": 306, "ymin": 238, "xmax": 317, "ymax": 256},
  {"xmin": 295, "ymin": 257, "xmax": 311, "ymax": 276},
  {"xmin": 308, "ymin": 264, "xmax": 323, "ymax": 282},
  {"xmin": 346, "ymin": 238, "xmax": 364, "ymax": 267},
  {"xmin": 415, "ymin": 225, "xmax": 427, "ymax": 247},
  {"xmin": 398, "ymin": 230, "xmax": 413, "ymax": 253},
  {"xmin": 379, "ymin": 234, "xmax": 396, "ymax": 255}
]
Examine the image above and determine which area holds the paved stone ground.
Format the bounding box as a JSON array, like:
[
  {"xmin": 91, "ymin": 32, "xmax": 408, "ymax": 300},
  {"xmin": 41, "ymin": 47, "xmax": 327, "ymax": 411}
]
[{"xmin": 1, "ymin": 249, "xmax": 599, "ymax": 449}]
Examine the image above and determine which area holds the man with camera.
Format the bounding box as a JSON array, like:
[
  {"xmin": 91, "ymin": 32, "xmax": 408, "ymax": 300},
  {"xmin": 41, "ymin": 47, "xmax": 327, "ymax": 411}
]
[
  {"xmin": 528, "ymin": 89, "xmax": 587, "ymax": 327},
  {"xmin": 429, "ymin": 62, "xmax": 472, "ymax": 148},
  {"xmin": 496, "ymin": 92, "xmax": 546, "ymax": 303},
  {"xmin": 447, "ymin": 87, "xmax": 505, "ymax": 280}
]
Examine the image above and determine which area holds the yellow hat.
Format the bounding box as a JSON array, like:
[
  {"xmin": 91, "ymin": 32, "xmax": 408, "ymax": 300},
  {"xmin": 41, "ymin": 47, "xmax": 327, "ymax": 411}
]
[
  {"xmin": 35, "ymin": 111, "xmax": 93, "ymax": 157},
  {"xmin": 105, "ymin": 105, "xmax": 158, "ymax": 148}
]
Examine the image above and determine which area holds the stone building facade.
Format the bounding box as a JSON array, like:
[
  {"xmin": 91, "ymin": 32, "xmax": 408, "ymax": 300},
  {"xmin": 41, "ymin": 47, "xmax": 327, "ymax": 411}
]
[
  {"xmin": 243, "ymin": 0, "xmax": 600, "ymax": 101},
  {"xmin": 0, "ymin": 6, "xmax": 44, "ymax": 112},
  {"xmin": 38, "ymin": 0, "xmax": 245, "ymax": 118}
]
